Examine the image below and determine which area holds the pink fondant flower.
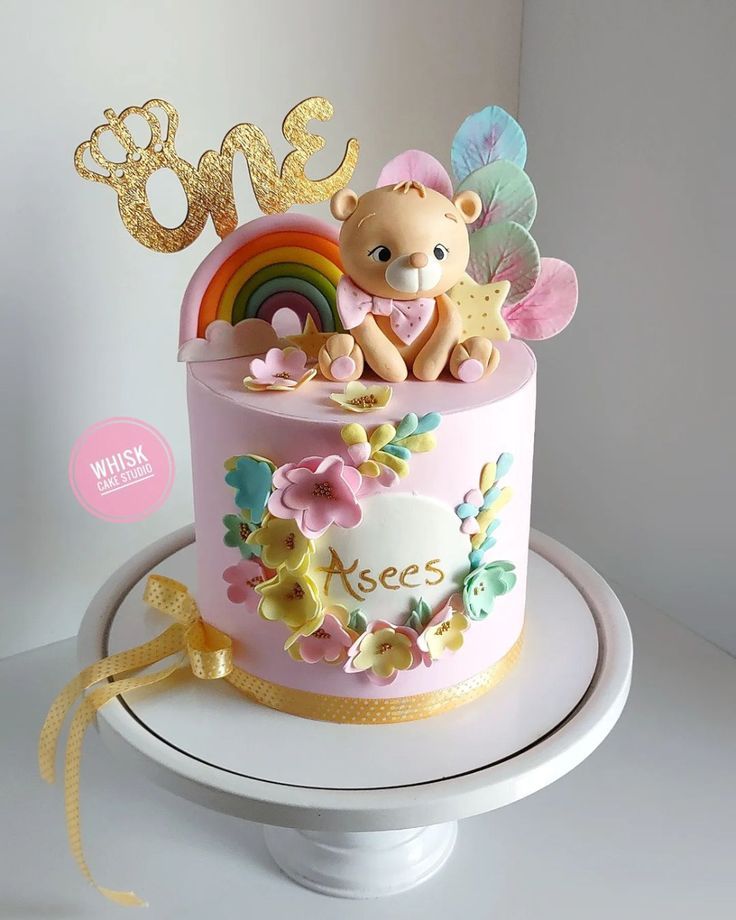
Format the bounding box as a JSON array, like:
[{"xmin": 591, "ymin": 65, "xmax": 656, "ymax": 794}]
[
  {"xmin": 344, "ymin": 619, "xmax": 422, "ymax": 685},
  {"xmin": 244, "ymin": 347, "xmax": 315, "ymax": 391},
  {"xmin": 268, "ymin": 455, "xmax": 362, "ymax": 539},
  {"xmin": 223, "ymin": 559, "xmax": 273, "ymax": 607},
  {"xmin": 291, "ymin": 606, "xmax": 357, "ymax": 665}
]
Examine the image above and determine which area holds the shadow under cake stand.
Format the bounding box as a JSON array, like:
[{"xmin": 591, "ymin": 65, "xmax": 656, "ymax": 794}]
[{"xmin": 77, "ymin": 526, "xmax": 632, "ymax": 899}]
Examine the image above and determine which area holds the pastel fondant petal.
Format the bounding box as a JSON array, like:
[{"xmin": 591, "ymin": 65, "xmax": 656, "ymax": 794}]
[
  {"xmin": 376, "ymin": 149, "xmax": 453, "ymax": 197},
  {"xmin": 456, "ymin": 160, "xmax": 537, "ymax": 231},
  {"xmin": 451, "ymin": 106, "xmax": 527, "ymax": 184},
  {"xmin": 455, "ymin": 502, "xmax": 477, "ymax": 519},
  {"xmin": 495, "ymin": 452, "xmax": 514, "ymax": 478},
  {"xmin": 465, "ymin": 489, "xmax": 484, "ymax": 506},
  {"xmin": 468, "ymin": 222, "xmax": 540, "ymax": 305},
  {"xmin": 461, "ymin": 517, "xmax": 480, "ymax": 535},
  {"xmin": 504, "ymin": 258, "xmax": 578, "ymax": 340}
]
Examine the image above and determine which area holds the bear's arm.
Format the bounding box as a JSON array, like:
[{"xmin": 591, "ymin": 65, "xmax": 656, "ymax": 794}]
[
  {"xmin": 412, "ymin": 293, "xmax": 462, "ymax": 381},
  {"xmin": 352, "ymin": 314, "xmax": 408, "ymax": 382}
]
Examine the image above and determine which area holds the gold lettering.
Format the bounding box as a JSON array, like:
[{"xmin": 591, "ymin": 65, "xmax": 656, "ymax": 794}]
[
  {"xmin": 399, "ymin": 564, "xmax": 421, "ymax": 588},
  {"xmin": 317, "ymin": 547, "xmax": 363, "ymax": 602},
  {"xmin": 358, "ymin": 569, "xmax": 378, "ymax": 594},
  {"xmin": 425, "ymin": 559, "xmax": 445, "ymax": 586},
  {"xmin": 379, "ymin": 566, "xmax": 400, "ymax": 591}
]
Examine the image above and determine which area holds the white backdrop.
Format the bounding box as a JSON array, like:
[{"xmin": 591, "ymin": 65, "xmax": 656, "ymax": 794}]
[
  {"xmin": 0, "ymin": 0, "xmax": 522, "ymax": 657},
  {"xmin": 520, "ymin": 0, "xmax": 736, "ymax": 653}
]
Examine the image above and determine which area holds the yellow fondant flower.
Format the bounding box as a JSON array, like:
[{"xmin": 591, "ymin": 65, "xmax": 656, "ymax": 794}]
[
  {"xmin": 345, "ymin": 620, "xmax": 420, "ymax": 685},
  {"xmin": 255, "ymin": 557, "xmax": 322, "ymax": 633},
  {"xmin": 246, "ymin": 514, "xmax": 314, "ymax": 571},
  {"xmin": 416, "ymin": 595, "xmax": 470, "ymax": 663},
  {"xmin": 329, "ymin": 381, "xmax": 393, "ymax": 413}
]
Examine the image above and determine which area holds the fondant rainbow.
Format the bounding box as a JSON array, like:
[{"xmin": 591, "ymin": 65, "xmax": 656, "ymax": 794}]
[{"xmin": 179, "ymin": 214, "xmax": 344, "ymax": 346}]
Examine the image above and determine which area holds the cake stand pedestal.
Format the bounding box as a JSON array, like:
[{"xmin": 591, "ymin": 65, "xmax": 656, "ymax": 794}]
[{"xmin": 77, "ymin": 526, "xmax": 632, "ymax": 900}]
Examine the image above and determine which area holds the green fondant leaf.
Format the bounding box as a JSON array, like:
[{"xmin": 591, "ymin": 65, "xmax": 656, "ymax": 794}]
[
  {"xmin": 394, "ymin": 413, "xmax": 419, "ymax": 440},
  {"xmin": 348, "ymin": 608, "xmax": 367, "ymax": 634}
]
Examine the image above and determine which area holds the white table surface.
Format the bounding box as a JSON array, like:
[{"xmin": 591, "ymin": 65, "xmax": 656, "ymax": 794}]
[{"xmin": 2, "ymin": 584, "xmax": 734, "ymax": 919}]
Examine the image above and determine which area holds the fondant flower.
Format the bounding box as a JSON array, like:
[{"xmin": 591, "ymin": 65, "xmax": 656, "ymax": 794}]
[
  {"xmin": 222, "ymin": 513, "xmax": 260, "ymax": 559},
  {"xmin": 455, "ymin": 489, "xmax": 485, "ymax": 535},
  {"xmin": 329, "ymin": 381, "xmax": 393, "ymax": 413},
  {"xmin": 287, "ymin": 605, "xmax": 357, "ymax": 665},
  {"xmin": 243, "ymin": 347, "xmax": 316, "ymax": 391},
  {"xmin": 256, "ymin": 557, "xmax": 322, "ymax": 633},
  {"xmin": 224, "ymin": 455, "xmax": 273, "ymax": 525},
  {"xmin": 417, "ymin": 595, "xmax": 469, "ymax": 663},
  {"xmin": 246, "ymin": 513, "xmax": 313, "ymax": 571},
  {"xmin": 463, "ymin": 561, "xmax": 517, "ymax": 621},
  {"xmin": 345, "ymin": 620, "xmax": 421, "ymax": 685},
  {"xmin": 223, "ymin": 558, "xmax": 272, "ymax": 607},
  {"xmin": 268, "ymin": 455, "xmax": 362, "ymax": 539}
]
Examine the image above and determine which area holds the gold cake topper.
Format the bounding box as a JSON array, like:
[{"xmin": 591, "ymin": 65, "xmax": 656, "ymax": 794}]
[{"xmin": 75, "ymin": 97, "xmax": 359, "ymax": 252}]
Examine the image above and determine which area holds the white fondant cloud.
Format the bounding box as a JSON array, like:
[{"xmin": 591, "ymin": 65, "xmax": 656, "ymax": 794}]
[{"xmin": 178, "ymin": 319, "xmax": 286, "ymax": 362}]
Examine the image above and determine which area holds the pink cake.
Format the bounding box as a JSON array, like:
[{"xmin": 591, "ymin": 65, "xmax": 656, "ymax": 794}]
[{"xmin": 76, "ymin": 97, "xmax": 578, "ymax": 723}]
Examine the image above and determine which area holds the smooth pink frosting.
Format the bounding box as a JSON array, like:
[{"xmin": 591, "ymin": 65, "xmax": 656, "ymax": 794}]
[{"xmin": 187, "ymin": 340, "xmax": 537, "ymax": 700}]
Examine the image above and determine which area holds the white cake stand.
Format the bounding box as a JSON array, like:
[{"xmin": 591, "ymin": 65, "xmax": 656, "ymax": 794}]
[{"xmin": 77, "ymin": 525, "xmax": 631, "ymax": 899}]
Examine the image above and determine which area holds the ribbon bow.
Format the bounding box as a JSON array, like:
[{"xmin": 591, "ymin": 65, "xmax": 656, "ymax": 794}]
[
  {"xmin": 38, "ymin": 575, "xmax": 233, "ymax": 907},
  {"xmin": 336, "ymin": 275, "xmax": 435, "ymax": 345}
]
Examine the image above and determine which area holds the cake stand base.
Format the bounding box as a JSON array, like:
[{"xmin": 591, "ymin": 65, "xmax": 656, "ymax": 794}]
[
  {"xmin": 263, "ymin": 822, "xmax": 458, "ymax": 898},
  {"xmin": 76, "ymin": 526, "xmax": 632, "ymax": 903}
]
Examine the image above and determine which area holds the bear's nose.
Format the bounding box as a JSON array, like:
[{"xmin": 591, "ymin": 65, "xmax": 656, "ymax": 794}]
[{"xmin": 408, "ymin": 252, "xmax": 428, "ymax": 268}]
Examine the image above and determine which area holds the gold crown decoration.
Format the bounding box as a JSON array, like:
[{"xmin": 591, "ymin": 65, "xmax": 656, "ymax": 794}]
[{"xmin": 75, "ymin": 97, "xmax": 360, "ymax": 253}]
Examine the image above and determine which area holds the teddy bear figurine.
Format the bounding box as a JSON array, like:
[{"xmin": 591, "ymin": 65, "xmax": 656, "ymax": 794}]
[{"xmin": 318, "ymin": 178, "xmax": 499, "ymax": 384}]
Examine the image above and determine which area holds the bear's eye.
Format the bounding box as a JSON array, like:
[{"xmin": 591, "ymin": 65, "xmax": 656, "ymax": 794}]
[
  {"xmin": 368, "ymin": 246, "xmax": 392, "ymax": 263},
  {"xmin": 433, "ymin": 244, "xmax": 449, "ymax": 261}
]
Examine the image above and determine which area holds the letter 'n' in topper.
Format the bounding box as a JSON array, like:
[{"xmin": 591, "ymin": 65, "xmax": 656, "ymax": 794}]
[{"xmin": 75, "ymin": 97, "xmax": 359, "ymax": 252}]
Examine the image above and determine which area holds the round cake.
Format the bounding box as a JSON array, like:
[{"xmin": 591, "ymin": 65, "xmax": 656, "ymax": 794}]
[{"xmin": 186, "ymin": 337, "xmax": 536, "ymax": 720}]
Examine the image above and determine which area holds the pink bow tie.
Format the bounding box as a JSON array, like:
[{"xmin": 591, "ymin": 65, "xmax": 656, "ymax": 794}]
[{"xmin": 336, "ymin": 275, "xmax": 434, "ymax": 345}]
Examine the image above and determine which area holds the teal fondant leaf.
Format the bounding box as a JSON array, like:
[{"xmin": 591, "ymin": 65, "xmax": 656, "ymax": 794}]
[
  {"xmin": 495, "ymin": 452, "xmax": 514, "ymax": 479},
  {"xmin": 451, "ymin": 106, "xmax": 527, "ymax": 185},
  {"xmin": 468, "ymin": 222, "xmax": 540, "ymax": 305},
  {"xmin": 457, "ymin": 161, "xmax": 536, "ymax": 231},
  {"xmin": 394, "ymin": 413, "xmax": 419, "ymax": 441},
  {"xmin": 413, "ymin": 412, "xmax": 441, "ymax": 435},
  {"xmin": 482, "ymin": 486, "xmax": 501, "ymax": 509},
  {"xmin": 456, "ymin": 502, "xmax": 478, "ymax": 519},
  {"xmin": 382, "ymin": 443, "xmax": 412, "ymax": 461}
]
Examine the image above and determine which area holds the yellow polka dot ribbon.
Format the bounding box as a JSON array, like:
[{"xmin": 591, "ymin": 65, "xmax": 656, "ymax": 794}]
[
  {"xmin": 38, "ymin": 575, "xmax": 233, "ymax": 907},
  {"xmin": 39, "ymin": 573, "xmax": 523, "ymax": 907}
]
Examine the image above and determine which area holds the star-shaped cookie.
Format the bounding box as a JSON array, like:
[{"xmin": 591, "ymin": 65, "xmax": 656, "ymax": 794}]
[
  {"xmin": 448, "ymin": 275, "xmax": 511, "ymax": 342},
  {"xmin": 285, "ymin": 315, "xmax": 334, "ymax": 360}
]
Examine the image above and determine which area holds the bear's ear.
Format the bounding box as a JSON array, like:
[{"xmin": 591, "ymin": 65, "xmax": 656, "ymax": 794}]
[
  {"xmin": 330, "ymin": 188, "xmax": 360, "ymax": 221},
  {"xmin": 452, "ymin": 190, "xmax": 482, "ymax": 224}
]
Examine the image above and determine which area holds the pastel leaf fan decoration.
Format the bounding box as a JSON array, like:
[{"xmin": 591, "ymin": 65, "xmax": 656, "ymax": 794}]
[
  {"xmin": 451, "ymin": 106, "xmax": 527, "ymax": 184},
  {"xmin": 468, "ymin": 222, "xmax": 540, "ymax": 305},
  {"xmin": 376, "ymin": 150, "xmax": 453, "ymax": 198},
  {"xmin": 456, "ymin": 160, "xmax": 537, "ymax": 232},
  {"xmin": 503, "ymin": 257, "xmax": 578, "ymax": 340}
]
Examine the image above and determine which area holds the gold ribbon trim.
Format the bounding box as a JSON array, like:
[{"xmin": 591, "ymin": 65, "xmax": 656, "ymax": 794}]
[{"xmin": 40, "ymin": 574, "xmax": 522, "ymax": 906}]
